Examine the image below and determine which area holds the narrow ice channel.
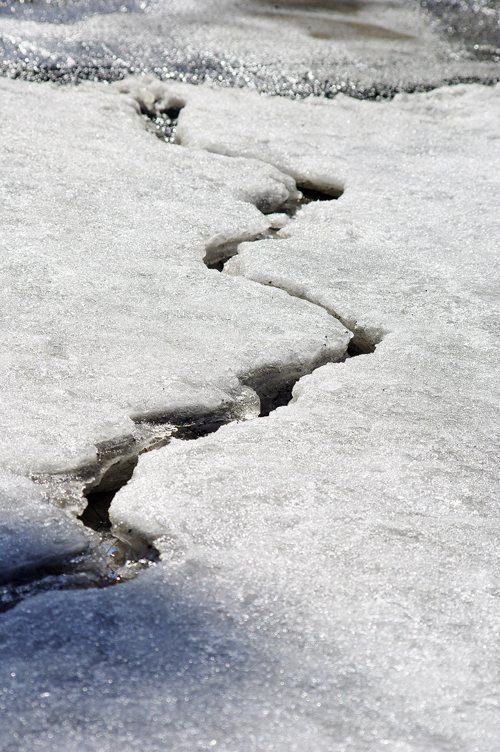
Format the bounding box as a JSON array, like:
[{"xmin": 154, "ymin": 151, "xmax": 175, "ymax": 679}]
[
  {"xmin": 1, "ymin": 79, "xmax": 385, "ymax": 609},
  {"xmin": 74, "ymin": 108, "xmax": 381, "ymax": 587}
]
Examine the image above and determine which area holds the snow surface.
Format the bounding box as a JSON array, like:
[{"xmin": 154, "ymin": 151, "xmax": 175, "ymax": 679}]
[
  {"xmin": 109, "ymin": 80, "xmax": 500, "ymax": 749},
  {"xmin": 0, "ymin": 76, "xmax": 499, "ymax": 750},
  {"xmin": 0, "ymin": 77, "xmax": 348, "ymax": 491}
]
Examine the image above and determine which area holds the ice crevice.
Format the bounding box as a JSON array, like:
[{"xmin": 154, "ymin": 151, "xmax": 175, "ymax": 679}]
[
  {"xmin": 77, "ymin": 291, "xmax": 372, "ymax": 580},
  {"xmin": 73, "ymin": 277, "xmax": 378, "ymax": 584},
  {"xmin": 225, "ymin": 257, "xmax": 381, "ymax": 356},
  {"xmin": 204, "ymin": 201, "xmax": 381, "ymax": 356},
  {"xmin": 75, "ymin": 295, "xmax": 367, "ymax": 582},
  {"xmin": 198, "ymin": 173, "xmax": 379, "ymax": 355},
  {"xmin": 13, "ymin": 81, "xmax": 382, "ymax": 603},
  {"xmin": 131, "ymin": 80, "xmax": 186, "ymax": 144},
  {"xmin": 128, "ymin": 79, "xmax": 381, "ymax": 355}
]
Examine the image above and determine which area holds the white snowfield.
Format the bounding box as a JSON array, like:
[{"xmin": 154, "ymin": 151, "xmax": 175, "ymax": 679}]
[{"xmin": 0, "ymin": 76, "xmax": 499, "ymax": 751}]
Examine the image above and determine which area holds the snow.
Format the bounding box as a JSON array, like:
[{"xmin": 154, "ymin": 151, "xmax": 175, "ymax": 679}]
[
  {"xmin": 0, "ymin": 68, "xmax": 499, "ymax": 751},
  {"xmin": 0, "ymin": 77, "xmax": 349, "ymax": 494},
  {"xmin": 167, "ymin": 79, "xmax": 500, "ymax": 354},
  {"xmin": 116, "ymin": 79, "xmax": 500, "ymax": 749}
]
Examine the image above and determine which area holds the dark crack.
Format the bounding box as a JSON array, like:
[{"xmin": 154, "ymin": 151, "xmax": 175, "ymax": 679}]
[
  {"xmin": 42, "ymin": 100, "xmax": 376, "ymax": 586},
  {"xmin": 135, "ymin": 87, "xmax": 186, "ymax": 143},
  {"xmin": 298, "ymin": 184, "xmax": 344, "ymax": 202},
  {"xmin": 204, "ymin": 184, "xmax": 344, "ymax": 271},
  {"xmin": 9, "ymin": 107, "xmax": 379, "ymax": 609},
  {"xmin": 0, "ymin": 568, "xmax": 106, "ymax": 614},
  {"xmin": 200, "ymin": 176, "xmax": 380, "ymax": 355},
  {"xmin": 143, "ymin": 107, "xmax": 182, "ymax": 144},
  {"xmin": 73, "ymin": 407, "xmax": 254, "ymax": 583}
]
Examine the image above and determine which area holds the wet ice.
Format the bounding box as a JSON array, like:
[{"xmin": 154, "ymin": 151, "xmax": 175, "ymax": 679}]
[
  {"xmin": 0, "ymin": 0, "xmax": 499, "ymax": 94},
  {"xmin": 0, "ymin": 75, "xmax": 498, "ymax": 750},
  {"xmin": 0, "ymin": 1, "xmax": 499, "ymax": 744}
]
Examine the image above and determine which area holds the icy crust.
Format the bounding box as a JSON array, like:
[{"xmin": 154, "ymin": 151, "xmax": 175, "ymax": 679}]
[
  {"xmin": 0, "ymin": 78, "xmax": 349, "ymax": 486},
  {"xmin": 99, "ymin": 82, "xmax": 500, "ymax": 749},
  {"xmin": 107, "ymin": 344, "xmax": 500, "ymax": 750},
  {"xmin": 173, "ymin": 79, "xmax": 500, "ymax": 339},
  {"xmin": 174, "ymin": 82, "xmax": 349, "ymax": 197},
  {"xmin": 0, "ymin": 564, "xmax": 400, "ymax": 752},
  {"xmin": 1, "ymin": 79, "xmax": 499, "ymax": 750}
]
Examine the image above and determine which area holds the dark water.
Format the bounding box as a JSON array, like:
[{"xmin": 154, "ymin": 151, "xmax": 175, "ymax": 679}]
[{"xmin": 1, "ymin": 0, "xmax": 498, "ymax": 55}]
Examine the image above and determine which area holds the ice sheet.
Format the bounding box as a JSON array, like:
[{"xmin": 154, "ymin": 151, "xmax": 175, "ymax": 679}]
[
  {"xmin": 0, "ymin": 76, "xmax": 499, "ymax": 750},
  {"xmin": 174, "ymin": 80, "xmax": 500, "ymax": 343},
  {"xmin": 105, "ymin": 80, "xmax": 499, "ymax": 749},
  {"xmin": 0, "ymin": 78, "xmax": 349, "ymax": 492}
]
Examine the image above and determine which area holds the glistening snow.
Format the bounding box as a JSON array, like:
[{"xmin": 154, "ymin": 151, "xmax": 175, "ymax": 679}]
[{"xmin": 0, "ymin": 65, "xmax": 499, "ymax": 752}]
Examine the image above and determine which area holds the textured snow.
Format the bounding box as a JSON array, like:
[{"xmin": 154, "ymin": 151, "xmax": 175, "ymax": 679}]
[
  {"xmin": 115, "ymin": 81, "xmax": 500, "ymax": 749},
  {"xmin": 0, "ymin": 77, "xmax": 349, "ymax": 497},
  {"xmin": 0, "ymin": 74, "xmax": 498, "ymax": 751}
]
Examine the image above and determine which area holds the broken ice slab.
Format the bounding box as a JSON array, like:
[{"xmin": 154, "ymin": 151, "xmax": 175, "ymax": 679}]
[
  {"xmin": 0, "ymin": 473, "xmax": 105, "ymax": 611},
  {"xmin": 0, "ymin": 78, "xmax": 350, "ymax": 489}
]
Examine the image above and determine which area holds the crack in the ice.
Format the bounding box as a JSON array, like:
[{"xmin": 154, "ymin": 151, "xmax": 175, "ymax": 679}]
[
  {"xmin": 138, "ymin": 86, "xmax": 186, "ymax": 142},
  {"xmin": 144, "ymin": 107, "xmax": 182, "ymax": 143},
  {"xmin": 72, "ymin": 175, "xmax": 379, "ymax": 576},
  {"xmin": 203, "ymin": 186, "xmax": 343, "ymax": 271},
  {"xmin": 0, "ymin": 568, "xmax": 106, "ymax": 614},
  {"xmin": 201, "ymin": 176, "xmax": 380, "ymax": 355},
  {"xmin": 8, "ymin": 100, "xmax": 381, "ymax": 609}
]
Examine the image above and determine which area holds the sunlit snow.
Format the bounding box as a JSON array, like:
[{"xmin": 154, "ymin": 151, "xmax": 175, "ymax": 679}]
[{"xmin": 0, "ymin": 4, "xmax": 499, "ymax": 750}]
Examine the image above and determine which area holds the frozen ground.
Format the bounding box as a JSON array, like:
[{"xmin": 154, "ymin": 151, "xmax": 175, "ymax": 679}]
[
  {"xmin": 0, "ymin": 71, "xmax": 499, "ymax": 750},
  {"xmin": 0, "ymin": 0, "xmax": 499, "ymax": 95}
]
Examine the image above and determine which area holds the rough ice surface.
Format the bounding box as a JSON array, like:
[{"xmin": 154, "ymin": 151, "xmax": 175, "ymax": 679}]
[
  {"xmin": 0, "ymin": 0, "xmax": 499, "ymax": 95},
  {"xmin": 0, "ymin": 77, "xmax": 349, "ymax": 492},
  {"xmin": 0, "ymin": 70, "xmax": 498, "ymax": 750},
  {"xmin": 173, "ymin": 78, "xmax": 500, "ymax": 346},
  {"xmin": 105, "ymin": 80, "xmax": 500, "ymax": 750}
]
